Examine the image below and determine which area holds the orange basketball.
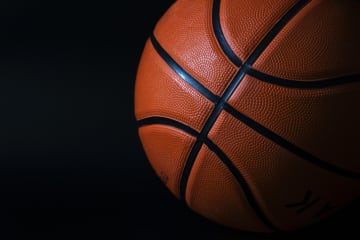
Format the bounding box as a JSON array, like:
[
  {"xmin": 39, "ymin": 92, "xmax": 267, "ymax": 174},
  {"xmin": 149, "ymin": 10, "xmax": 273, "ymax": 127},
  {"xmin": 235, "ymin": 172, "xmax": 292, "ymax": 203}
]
[{"xmin": 134, "ymin": 0, "xmax": 360, "ymax": 232}]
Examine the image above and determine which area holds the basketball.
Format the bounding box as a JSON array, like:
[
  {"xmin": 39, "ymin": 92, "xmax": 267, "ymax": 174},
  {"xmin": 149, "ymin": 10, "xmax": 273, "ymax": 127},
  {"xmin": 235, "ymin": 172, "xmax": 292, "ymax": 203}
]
[{"xmin": 134, "ymin": 0, "xmax": 360, "ymax": 232}]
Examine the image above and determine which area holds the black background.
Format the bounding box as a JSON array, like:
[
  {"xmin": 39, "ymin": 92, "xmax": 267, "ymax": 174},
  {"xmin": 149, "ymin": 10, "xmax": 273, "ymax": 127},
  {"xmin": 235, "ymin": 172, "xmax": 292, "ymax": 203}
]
[{"xmin": 0, "ymin": 0, "xmax": 358, "ymax": 239}]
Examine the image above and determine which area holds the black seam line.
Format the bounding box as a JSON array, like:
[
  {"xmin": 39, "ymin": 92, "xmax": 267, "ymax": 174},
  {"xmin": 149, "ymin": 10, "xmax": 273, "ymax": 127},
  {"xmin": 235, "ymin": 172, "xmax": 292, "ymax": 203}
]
[
  {"xmin": 150, "ymin": 35, "xmax": 219, "ymax": 103},
  {"xmin": 223, "ymin": 103, "xmax": 360, "ymax": 179},
  {"xmin": 138, "ymin": 117, "xmax": 199, "ymax": 137},
  {"xmin": 212, "ymin": 0, "xmax": 242, "ymax": 67},
  {"xmin": 180, "ymin": 0, "xmax": 311, "ymax": 200},
  {"xmin": 138, "ymin": 117, "xmax": 279, "ymax": 230},
  {"xmin": 248, "ymin": 68, "xmax": 360, "ymax": 88},
  {"xmin": 204, "ymin": 138, "xmax": 280, "ymax": 231}
]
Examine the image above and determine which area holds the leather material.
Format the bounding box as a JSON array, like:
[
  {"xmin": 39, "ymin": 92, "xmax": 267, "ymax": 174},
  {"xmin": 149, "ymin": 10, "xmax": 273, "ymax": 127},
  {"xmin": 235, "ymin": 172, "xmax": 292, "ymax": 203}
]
[{"xmin": 135, "ymin": 0, "xmax": 360, "ymax": 232}]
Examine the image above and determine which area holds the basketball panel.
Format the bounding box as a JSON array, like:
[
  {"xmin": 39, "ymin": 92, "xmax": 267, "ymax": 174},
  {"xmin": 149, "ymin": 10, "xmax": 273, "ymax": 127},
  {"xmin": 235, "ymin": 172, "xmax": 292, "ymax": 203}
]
[
  {"xmin": 153, "ymin": 0, "xmax": 238, "ymax": 96},
  {"xmin": 253, "ymin": 0, "xmax": 360, "ymax": 80},
  {"xmin": 139, "ymin": 125, "xmax": 196, "ymax": 198},
  {"xmin": 227, "ymin": 75, "xmax": 360, "ymax": 172},
  {"xmin": 220, "ymin": 0, "xmax": 298, "ymax": 61},
  {"xmin": 135, "ymin": 39, "xmax": 215, "ymax": 132},
  {"xmin": 185, "ymin": 145, "xmax": 271, "ymax": 232},
  {"xmin": 208, "ymin": 111, "xmax": 360, "ymax": 230}
]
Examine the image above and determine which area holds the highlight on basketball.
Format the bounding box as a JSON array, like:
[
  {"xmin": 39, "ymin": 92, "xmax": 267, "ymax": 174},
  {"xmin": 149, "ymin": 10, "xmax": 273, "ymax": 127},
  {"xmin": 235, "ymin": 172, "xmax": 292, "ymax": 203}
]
[{"xmin": 134, "ymin": 0, "xmax": 360, "ymax": 232}]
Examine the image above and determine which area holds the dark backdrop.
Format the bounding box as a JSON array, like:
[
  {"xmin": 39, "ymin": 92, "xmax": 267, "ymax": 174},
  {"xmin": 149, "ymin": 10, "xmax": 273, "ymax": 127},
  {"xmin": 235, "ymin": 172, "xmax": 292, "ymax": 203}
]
[{"xmin": 0, "ymin": 0, "xmax": 358, "ymax": 239}]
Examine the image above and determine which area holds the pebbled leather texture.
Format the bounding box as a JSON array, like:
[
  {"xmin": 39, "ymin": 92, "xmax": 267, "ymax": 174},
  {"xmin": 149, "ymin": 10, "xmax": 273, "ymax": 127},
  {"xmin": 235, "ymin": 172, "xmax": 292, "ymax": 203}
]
[{"xmin": 135, "ymin": 0, "xmax": 360, "ymax": 232}]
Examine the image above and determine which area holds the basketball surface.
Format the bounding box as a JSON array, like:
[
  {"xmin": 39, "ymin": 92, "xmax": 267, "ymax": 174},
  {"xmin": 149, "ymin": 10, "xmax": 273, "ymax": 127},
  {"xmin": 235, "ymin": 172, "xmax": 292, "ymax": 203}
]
[{"xmin": 134, "ymin": 0, "xmax": 360, "ymax": 232}]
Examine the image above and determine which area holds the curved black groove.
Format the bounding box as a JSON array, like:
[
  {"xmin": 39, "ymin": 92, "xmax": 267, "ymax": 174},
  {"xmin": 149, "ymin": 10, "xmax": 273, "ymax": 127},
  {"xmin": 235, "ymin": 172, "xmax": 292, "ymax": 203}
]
[
  {"xmin": 180, "ymin": 0, "xmax": 311, "ymax": 200},
  {"xmin": 204, "ymin": 138, "xmax": 279, "ymax": 231},
  {"xmin": 138, "ymin": 117, "xmax": 199, "ymax": 137},
  {"xmin": 223, "ymin": 103, "xmax": 360, "ymax": 179},
  {"xmin": 212, "ymin": 0, "xmax": 242, "ymax": 67},
  {"xmin": 245, "ymin": 0, "xmax": 310, "ymax": 66},
  {"xmin": 248, "ymin": 68, "xmax": 360, "ymax": 88},
  {"xmin": 150, "ymin": 35, "xmax": 219, "ymax": 103}
]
